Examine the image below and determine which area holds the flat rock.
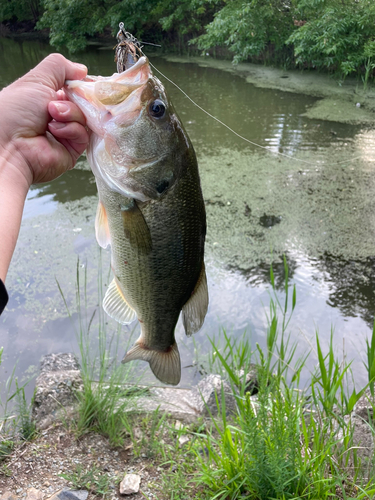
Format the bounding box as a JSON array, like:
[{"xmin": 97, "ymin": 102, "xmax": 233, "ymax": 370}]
[
  {"xmin": 25, "ymin": 488, "xmax": 43, "ymax": 500},
  {"xmin": 0, "ymin": 492, "xmax": 18, "ymax": 500},
  {"xmin": 40, "ymin": 353, "xmax": 80, "ymax": 373},
  {"xmin": 32, "ymin": 353, "xmax": 83, "ymax": 429},
  {"xmin": 48, "ymin": 489, "xmax": 88, "ymax": 500},
  {"xmin": 190, "ymin": 374, "xmax": 237, "ymax": 416},
  {"xmin": 119, "ymin": 474, "xmax": 141, "ymax": 495}
]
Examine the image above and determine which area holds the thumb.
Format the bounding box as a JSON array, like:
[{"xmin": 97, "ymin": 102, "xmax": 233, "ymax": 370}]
[{"xmin": 26, "ymin": 53, "xmax": 88, "ymax": 92}]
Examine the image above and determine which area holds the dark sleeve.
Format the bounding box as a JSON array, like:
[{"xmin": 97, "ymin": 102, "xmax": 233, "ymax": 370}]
[{"xmin": 0, "ymin": 279, "xmax": 8, "ymax": 315}]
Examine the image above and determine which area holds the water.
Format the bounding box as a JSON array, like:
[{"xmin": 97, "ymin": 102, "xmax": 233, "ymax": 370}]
[{"xmin": 1, "ymin": 37, "xmax": 375, "ymax": 398}]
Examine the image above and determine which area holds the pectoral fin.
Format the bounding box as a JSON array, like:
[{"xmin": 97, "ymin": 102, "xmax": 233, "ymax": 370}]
[
  {"xmin": 182, "ymin": 262, "xmax": 209, "ymax": 337},
  {"xmin": 122, "ymin": 340, "xmax": 181, "ymax": 385},
  {"xmin": 121, "ymin": 200, "xmax": 152, "ymax": 254},
  {"xmin": 103, "ymin": 278, "xmax": 136, "ymax": 325},
  {"xmin": 95, "ymin": 202, "xmax": 111, "ymax": 249}
]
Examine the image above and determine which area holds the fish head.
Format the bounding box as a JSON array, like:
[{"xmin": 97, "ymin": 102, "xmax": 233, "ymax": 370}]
[{"xmin": 65, "ymin": 57, "xmax": 191, "ymax": 201}]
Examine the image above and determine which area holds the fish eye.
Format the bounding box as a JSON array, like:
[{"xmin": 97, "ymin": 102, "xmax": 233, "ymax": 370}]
[{"xmin": 149, "ymin": 99, "xmax": 166, "ymax": 119}]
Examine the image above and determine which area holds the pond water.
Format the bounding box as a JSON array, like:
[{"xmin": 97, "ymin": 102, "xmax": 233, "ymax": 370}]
[{"xmin": 1, "ymin": 37, "xmax": 375, "ymax": 399}]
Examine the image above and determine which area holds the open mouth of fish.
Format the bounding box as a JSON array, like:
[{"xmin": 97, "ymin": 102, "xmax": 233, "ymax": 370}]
[{"xmin": 64, "ymin": 56, "xmax": 151, "ymax": 136}]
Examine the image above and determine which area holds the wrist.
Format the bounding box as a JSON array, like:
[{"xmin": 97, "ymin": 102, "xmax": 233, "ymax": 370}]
[
  {"xmin": 0, "ymin": 148, "xmax": 30, "ymax": 282},
  {"xmin": 0, "ymin": 141, "xmax": 33, "ymax": 195}
]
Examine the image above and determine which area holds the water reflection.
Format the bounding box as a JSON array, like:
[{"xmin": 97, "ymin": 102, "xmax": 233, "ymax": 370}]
[
  {"xmin": 315, "ymin": 253, "xmax": 375, "ymax": 327},
  {"xmin": 28, "ymin": 169, "xmax": 97, "ymax": 204},
  {"xmin": 228, "ymin": 255, "xmax": 298, "ymax": 290}
]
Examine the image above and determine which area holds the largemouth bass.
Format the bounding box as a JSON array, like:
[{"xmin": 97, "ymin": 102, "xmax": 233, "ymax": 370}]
[{"xmin": 65, "ymin": 56, "xmax": 208, "ymax": 385}]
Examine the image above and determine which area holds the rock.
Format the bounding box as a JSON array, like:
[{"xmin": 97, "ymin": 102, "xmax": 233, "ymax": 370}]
[
  {"xmin": 353, "ymin": 389, "xmax": 375, "ymax": 420},
  {"xmin": 32, "ymin": 353, "xmax": 83, "ymax": 429},
  {"xmin": 0, "ymin": 492, "xmax": 18, "ymax": 500},
  {"xmin": 334, "ymin": 389, "xmax": 375, "ymax": 478},
  {"xmin": 40, "ymin": 353, "xmax": 80, "ymax": 372},
  {"xmin": 48, "ymin": 489, "xmax": 88, "ymax": 500},
  {"xmin": 237, "ymin": 364, "xmax": 261, "ymax": 395},
  {"xmin": 190, "ymin": 374, "xmax": 236, "ymax": 417},
  {"xmin": 174, "ymin": 420, "xmax": 184, "ymax": 431},
  {"xmin": 119, "ymin": 474, "xmax": 141, "ymax": 495},
  {"xmin": 178, "ymin": 435, "xmax": 190, "ymax": 447},
  {"xmin": 25, "ymin": 488, "xmax": 43, "ymax": 500}
]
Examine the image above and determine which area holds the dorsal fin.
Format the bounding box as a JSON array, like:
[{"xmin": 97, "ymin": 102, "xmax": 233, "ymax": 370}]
[
  {"xmin": 103, "ymin": 278, "xmax": 136, "ymax": 325},
  {"xmin": 95, "ymin": 201, "xmax": 111, "ymax": 249},
  {"xmin": 182, "ymin": 262, "xmax": 209, "ymax": 337}
]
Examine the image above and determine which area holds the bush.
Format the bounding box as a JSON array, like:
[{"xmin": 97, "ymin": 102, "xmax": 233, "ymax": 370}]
[{"xmin": 288, "ymin": 0, "xmax": 375, "ymax": 80}]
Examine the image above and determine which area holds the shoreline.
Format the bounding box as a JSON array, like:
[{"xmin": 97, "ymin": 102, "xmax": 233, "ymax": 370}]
[{"xmin": 164, "ymin": 55, "xmax": 375, "ymax": 125}]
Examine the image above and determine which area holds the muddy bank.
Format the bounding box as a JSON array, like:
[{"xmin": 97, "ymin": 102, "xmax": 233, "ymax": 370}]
[{"xmin": 164, "ymin": 55, "xmax": 375, "ymax": 125}]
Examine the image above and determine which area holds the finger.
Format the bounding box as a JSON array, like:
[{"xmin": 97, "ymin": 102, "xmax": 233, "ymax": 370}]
[
  {"xmin": 48, "ymin": 101, "xmax": 87, "ymax": 126},
  {"xmin": 48, "ymin": 121, "xmax": 89, "ymax": 144},
  {"xmin": 29, "ymin": 53, "xmax": 87, "ymax": 92},
  {"xmin": 56, "ymin": 89, "xmax": 69, "ymax": 101},
  {"xmin": 48, "ymin": 121, "xmax": 89, "ymax": 162}
]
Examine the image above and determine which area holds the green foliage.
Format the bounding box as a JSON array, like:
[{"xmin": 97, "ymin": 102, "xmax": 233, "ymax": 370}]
[
  {"xmin": 14, "ymin": 382, "xmax": 36, "ymax": 441},
  {"xmin": 37, "ymin": 0, "xmax": 160, "ymax": 52},
  {"xmin": 0, "ymin": 0, "xmax": 41, "ymax": 24},
  {"xmin": 0, "ymin": 440, "xmax": 14, "ymax": 461},
  {"xmin": 156, "ymin": 0, "xmax": 220, "ymax": 37},
  {"xmin": 288, "ymin": 0, "xmax": 375, "ymax": 79},
  {"xmin": 0, "ymin": 349, "xmax": 35, "ymax": 442},
  {"xmin": 190, "ymin": 260, "xmax": 375, "ymax": 499},
  {"xmin": 194, "ymin": 0, "xmax": 296, "ymax": 64},
  {"xmin": 60, "ymin": 464, "xmax": 115, "ymax": 495},
  {"xmin": 366, "ymin": 319, "xmax": 375, "ymax": 397}
]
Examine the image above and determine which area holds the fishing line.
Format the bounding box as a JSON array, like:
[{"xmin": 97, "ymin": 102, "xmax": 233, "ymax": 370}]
[{"xmin": 149, "ymin": 61, "xmax": 366, "ymax": 168}]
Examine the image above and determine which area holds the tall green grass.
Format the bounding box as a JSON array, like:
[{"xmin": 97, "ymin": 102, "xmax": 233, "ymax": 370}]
[
  {"xmin": 58, "ymin": 256, "xmax": 144, "ymax": 446},
  {"xmin": 0, "ymin": 348, "xmax": 35, "ymax": 442},
  {"xmin": 190, "ymin": 258, "xmax": 375, "ymax": 500}
]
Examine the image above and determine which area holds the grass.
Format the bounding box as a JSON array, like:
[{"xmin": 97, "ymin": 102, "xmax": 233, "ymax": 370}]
[
  {"xmin": 0, "ymin": 346, "xmax": 36, "ymax": 443},
  {"xmin": 57, "ymin": 256, "xmax": 146, "ymax": 446},
  {"xmin": 133, "ymin": 258, "xmax": 375, "ymax": 500},
  {"xmin": 60, "ymin": 464, "xmax": 117, "ymax": 496}
]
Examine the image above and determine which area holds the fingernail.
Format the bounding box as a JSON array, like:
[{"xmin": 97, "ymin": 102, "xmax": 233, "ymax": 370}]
[
  {"xmin": 49, "ymin": 121, "xmax": 67, "ymax": 130},
  {"xmin": 53, "ymin": 102, "xmax": 70, "ymax": 114}
]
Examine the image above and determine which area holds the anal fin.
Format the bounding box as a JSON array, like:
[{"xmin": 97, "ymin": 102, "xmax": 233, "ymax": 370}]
[
  {"xmin": 95, "ymin": 201, "xmax": 111, "ymax": 249},
  {"xmin": 103, "ymin": 278, "xmax": 136, "ymax": 325},
  {"xmin": 122, "ymin": 340, "xmax": 181, "ymax": 385},
  {"xmin": 182, "ymin": 262, "xmax": 209, "ymax": 337}
]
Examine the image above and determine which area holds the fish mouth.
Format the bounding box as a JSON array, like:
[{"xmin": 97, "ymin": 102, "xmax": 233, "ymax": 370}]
[{"xmin": 64, "ymin": 56, "xmax": 151, "ymax": 135}]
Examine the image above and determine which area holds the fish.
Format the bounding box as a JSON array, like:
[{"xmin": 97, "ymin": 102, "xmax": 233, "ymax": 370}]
[{"xmin": 65, "ymin": 55, "xmax": 208, "ymax": 385}]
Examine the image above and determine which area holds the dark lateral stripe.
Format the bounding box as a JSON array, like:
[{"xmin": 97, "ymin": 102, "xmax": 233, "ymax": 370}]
[{"xmin": 0, "ymin": 279, "xmax": 8, "ymax": 315}]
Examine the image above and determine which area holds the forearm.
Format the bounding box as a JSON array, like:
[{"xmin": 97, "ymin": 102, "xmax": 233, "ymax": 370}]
[{"xmin": 0, "ymin": 155, "xmax": 30, "ymax": 282}]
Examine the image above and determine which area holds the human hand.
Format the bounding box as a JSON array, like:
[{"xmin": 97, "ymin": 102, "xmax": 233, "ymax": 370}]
[{"xmin": 0, "ymin": 53, "xmax": 89, "ymax": 188}]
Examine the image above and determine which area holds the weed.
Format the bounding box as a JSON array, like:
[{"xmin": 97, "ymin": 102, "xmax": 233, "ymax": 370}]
[
  {"xmin": 14, "ymin": 382, "xmax": 36, "ymax": 441},
  {"xmin": 57, "ymin": 257, "xmax": 144, "ymax": 446},
  {"xmin": 365, "ymin": 319, "xmax": 375, "ymax": 397},
  {"xmin": 60, "ymin": 464, "xmax": 115, "ymax": 496},
  {"xmin": 0, "ymin": 440, "xmax": 14, "ymax": 460},
  {"xmin": 191, "ymin": 259, "xmax": 375, "ymax": 499},
  {"xmin": 0, "ymin": 349, "xmax": 35, "ymax": 441}
]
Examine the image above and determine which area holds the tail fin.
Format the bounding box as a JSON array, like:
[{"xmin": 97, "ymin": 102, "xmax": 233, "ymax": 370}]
[{"xmin": 122, "ymin": 341, "xmax": 181, "ymax": 385}]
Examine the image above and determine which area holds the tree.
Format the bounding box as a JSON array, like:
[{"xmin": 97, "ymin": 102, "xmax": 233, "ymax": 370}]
[
  {"xmin": 288, "ymin": 0, "xmax": 375, "ymax": 79},
  {"xmin": 194, "ymin": 0, "xmax": 297, "ymax": 65},
  {"xmin": 37, "ymin": 0, "xmax": 160, "ymax": 52}
]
